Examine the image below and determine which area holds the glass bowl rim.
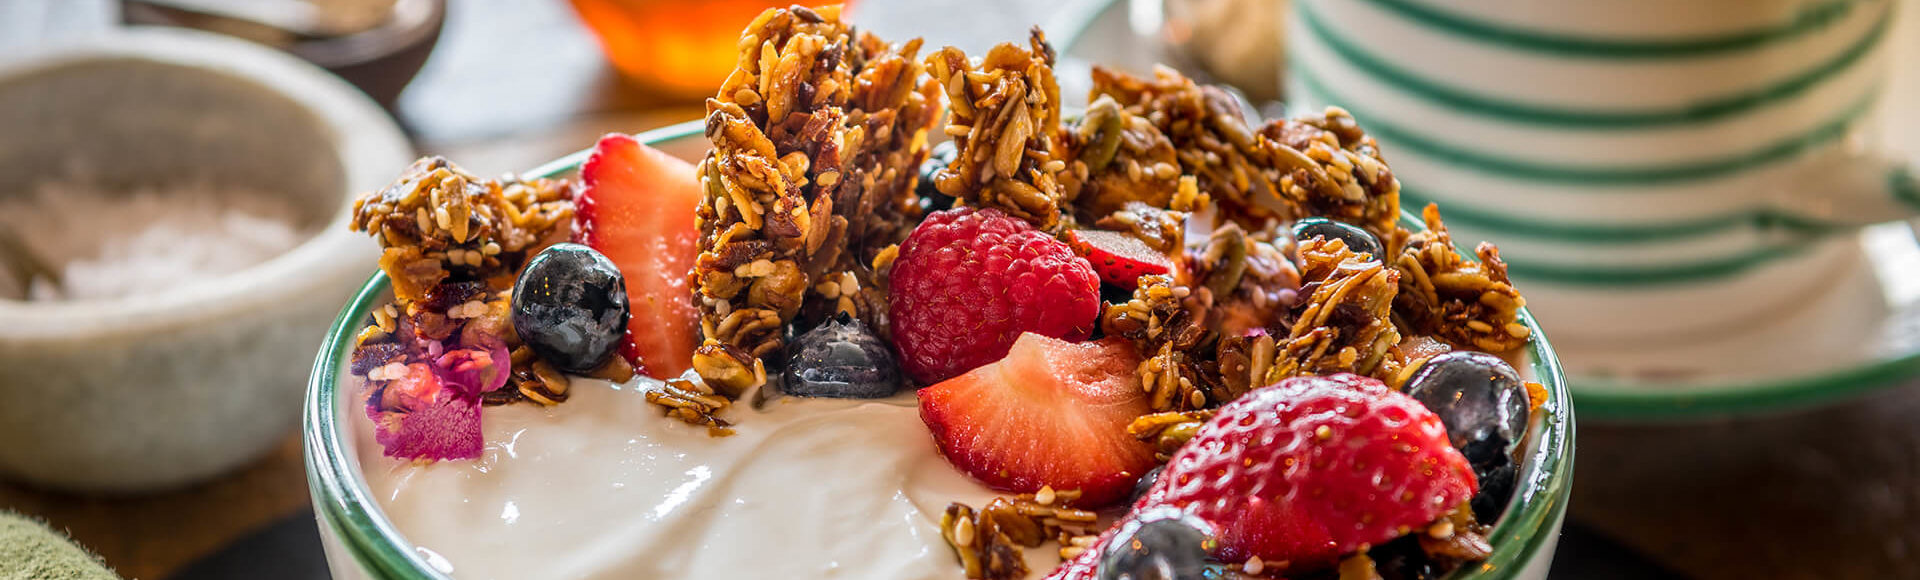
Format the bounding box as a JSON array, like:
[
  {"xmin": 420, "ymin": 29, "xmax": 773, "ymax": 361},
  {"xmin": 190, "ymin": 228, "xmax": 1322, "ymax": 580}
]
[{"xmin": 303, "ymin": 120, "xmax": 1576, "ymax": 579}]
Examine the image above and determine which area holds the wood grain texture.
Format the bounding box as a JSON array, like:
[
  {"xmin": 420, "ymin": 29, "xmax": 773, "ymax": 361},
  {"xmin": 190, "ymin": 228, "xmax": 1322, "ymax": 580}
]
[{"xmin": 0, "ymin": 436, "xmax": 308, "ymax": 580}]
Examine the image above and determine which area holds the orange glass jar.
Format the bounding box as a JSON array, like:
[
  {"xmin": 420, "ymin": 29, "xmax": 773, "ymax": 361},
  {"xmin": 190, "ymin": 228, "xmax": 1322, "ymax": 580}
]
[{"xmin": 570, "ymin": 0, "xmax": 843, "ymax": 100}]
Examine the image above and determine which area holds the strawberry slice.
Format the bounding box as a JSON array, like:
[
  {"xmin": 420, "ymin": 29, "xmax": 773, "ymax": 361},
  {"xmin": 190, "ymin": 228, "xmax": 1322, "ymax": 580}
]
[
  {"xmin": 1066, "ymin": 229, "xmax": 1171, "ymax": 290},
  {"xmin": 918, "ymin": 333, "xmax": 1157, "ymax": 508},
  {"xmin": 575, "ymin": 133, "xmax": 701, "ymax": 379},
  {"xmin": 1137, "ymin": 374, "xmax": 1477, "ymax": 573}
]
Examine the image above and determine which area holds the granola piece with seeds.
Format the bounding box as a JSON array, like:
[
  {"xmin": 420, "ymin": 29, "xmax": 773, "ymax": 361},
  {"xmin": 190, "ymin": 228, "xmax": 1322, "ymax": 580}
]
[
  {"xmin": 1059, "ymin": 95, "xmax": 1186, "ymax": 222},
  {"xmin": 348, "ymin": 158, "xmax": 574, "ymax": 408},
  {"xmin": 1089, "ymin": 68, "xmax": 1405, "ymax": 244},
  {"xmin": 350, "ymin": 157, "xmax": 573, "ymax": 302},
  {"xmin": 1394, "ymin": 204, "xmax": 1529, "ymax": 354},
  {"xmin": 927, "ymin": 28, "xmax": 1068, "ymax": 231},
  {"xmin": 1267, "ymin": 236, "xmax": 1402, "ymax": 381},
  {"xmin": 940, "ymin": 489, "xmax": 1102, "ymax": 580},
  {"xmin": 1259, "ymin": 106, "xmax": 1404, "ymax": 247},
  {"xmin": 1189, "ymin": 222, "xmax": 1300, "ymax": 341},
  {"xmin": 1101, "ymin": 274, "xmax": 1220, "ymax": 412},
  {"xmin": 645, "ymin": 377, "xmax": 737, "ymax": 437},
  {"xmin": 1088, "ymin": 65, "xmax": 1283, "ymax": 226},
  {"xmin": 1057, "ymin": 94, "xmax": 1212, "ymax": 254},
  {"xmin": 1127, "ymin": 409, "xmax": 1215, "ymax": 460},
  {"xmin": 693, "ymin": 5, "xmax": 936, "ymax": 402}
]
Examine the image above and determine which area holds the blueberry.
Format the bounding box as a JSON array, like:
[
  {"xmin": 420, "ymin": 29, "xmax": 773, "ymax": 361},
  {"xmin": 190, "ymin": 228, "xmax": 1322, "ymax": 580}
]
[
  {"xmin": 918, "ymin": 141, "xmax": 958, "ymax": 213},
  {"xmin": 1368, "ymin": 535, "xmax": 1441, "ymax": 580},
  {"xmin": 511, "ymin": 243, "xmax": 630, "ymax": 374},
  {"xmin": 1127, "ymin": 465, "xmax": 1164, "ymax": 506},
  {"xmin": 1291, "ymin": 217, "xmax": 1383, "ymax": 259},
  {"xmin": 782, "ymin": 312, "xmax": 902, "ymax": 398},
  {"xmin": 1097, "ymin": 508, "xmax": 1215, "ymax": 580},
  {"xmin": 1404, "ymin": 351, "xmax": 1528, "ymax": 523},
  {"xmin": 1466, "ymin": 447, "xmax": 1518, "ymax": 524}
]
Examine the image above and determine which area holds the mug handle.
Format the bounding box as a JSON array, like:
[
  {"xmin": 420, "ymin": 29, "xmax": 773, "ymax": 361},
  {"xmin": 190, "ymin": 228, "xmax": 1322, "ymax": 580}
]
[{"xmin": 1773, "ymin": 147, "xmax": 1920, "ymax": 231}]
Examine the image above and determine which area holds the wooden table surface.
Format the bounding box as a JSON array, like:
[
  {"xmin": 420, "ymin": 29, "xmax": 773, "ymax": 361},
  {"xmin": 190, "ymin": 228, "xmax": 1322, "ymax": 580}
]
[{"xmin": 6, "ymin": 1, "xmax": 1920, "ymax": 579}]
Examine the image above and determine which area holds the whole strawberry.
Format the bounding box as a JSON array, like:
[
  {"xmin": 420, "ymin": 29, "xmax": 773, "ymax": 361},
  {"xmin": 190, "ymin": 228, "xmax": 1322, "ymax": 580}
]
[
  {"xmin": 1137, "ymin": 374, "xmax": 1477, "ymax": 573},
  {"xmin": 889, "ymin": 207, "xmax": 1101, "ymax": 384}
]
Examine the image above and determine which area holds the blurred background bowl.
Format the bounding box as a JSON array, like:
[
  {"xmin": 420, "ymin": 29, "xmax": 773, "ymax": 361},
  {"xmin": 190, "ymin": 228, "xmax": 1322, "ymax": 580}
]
[
  {"xmin": 121, "ymin": 0, "xmax": 447, "ymax": 106},
  {"xmin": 0, "ymin": 27, "xmax": 411, "ymax": 493}
]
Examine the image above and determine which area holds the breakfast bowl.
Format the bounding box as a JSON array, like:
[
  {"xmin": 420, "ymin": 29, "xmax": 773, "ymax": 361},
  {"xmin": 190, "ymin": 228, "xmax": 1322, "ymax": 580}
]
[
  {"xmin": 305, "ymin": 119, "xmax": 1574, "ymax": 580},
  {"xmin": 0, "ymin": 28, "xmax": 412, "ymax": 492}
]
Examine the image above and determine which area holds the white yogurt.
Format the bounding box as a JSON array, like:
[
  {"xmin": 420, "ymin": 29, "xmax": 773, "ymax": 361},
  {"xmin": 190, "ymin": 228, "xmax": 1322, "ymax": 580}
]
[{"xmin": 356, "ymin": 377, "xmax": 1058, "ymax": 579}]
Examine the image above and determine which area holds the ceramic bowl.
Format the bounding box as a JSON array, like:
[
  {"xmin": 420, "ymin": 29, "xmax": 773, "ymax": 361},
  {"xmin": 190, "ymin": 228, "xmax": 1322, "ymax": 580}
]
[
  {"xmin": 0, "ymin": 28, "xmax": 412, "ymax": 492},
  {"xmin": 304, "ymin": 121, "xmax": 1574, "ymax": 580},
  {"xmin": 123, "ymin": 0, "xmax": 449, "ymax": 105}
]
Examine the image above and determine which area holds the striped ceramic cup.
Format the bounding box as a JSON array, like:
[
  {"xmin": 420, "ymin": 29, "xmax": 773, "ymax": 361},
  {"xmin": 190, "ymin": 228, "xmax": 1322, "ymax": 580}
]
[{"xmin": 1286, "ymin": 0, "xmax": 1919, "ymax": 340}]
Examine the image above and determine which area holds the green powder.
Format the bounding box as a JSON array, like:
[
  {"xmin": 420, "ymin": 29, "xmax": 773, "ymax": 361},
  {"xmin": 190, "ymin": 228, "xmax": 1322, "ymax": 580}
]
[{"xmin": 0, "ymin": 513, "xmax": 120, "ymax": 580}]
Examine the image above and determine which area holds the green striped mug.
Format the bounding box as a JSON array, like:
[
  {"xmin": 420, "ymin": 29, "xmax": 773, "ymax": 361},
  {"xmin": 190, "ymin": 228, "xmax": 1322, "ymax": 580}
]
[{"xmin": 1287, "ymin": 0, "xmax": 1919, "ymax": 339}]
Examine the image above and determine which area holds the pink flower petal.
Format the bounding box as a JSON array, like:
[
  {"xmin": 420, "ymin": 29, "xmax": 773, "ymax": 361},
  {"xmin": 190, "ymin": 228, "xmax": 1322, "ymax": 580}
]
[{"xmin": 373, "ymin": 395, "xmax": 484, "ymax": 461}]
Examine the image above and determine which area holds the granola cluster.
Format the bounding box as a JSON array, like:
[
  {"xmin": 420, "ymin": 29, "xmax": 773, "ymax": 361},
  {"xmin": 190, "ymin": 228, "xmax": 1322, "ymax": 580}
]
[
  {"xmin": 689, "ymin": 5, "xmax": 940, "ymax": 411},
  {"xmin": 345, "ymin": 158, "xmax": 617, "ymax": 459},
  {"xmin": 348, "ymin": 157, "xmax": 574, "ymax": 302},
  {"xmin": 1080, "ymin": 66, "xmax": 1402, "ymax": 247},
  {"xmin": 926, "ymin": 29, "xmax": 1068, "ymax": 231},
  {"xmin": 1395, "ymin": 205, "xmax": 1530, "ymax": 354}
]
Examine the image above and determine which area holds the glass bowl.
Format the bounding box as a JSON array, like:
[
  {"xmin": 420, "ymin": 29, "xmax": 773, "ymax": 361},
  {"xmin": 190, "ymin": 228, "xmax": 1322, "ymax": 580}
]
[{"xmin": 304, "ymin": 120, "xmax": 1575, "ymax": 579}]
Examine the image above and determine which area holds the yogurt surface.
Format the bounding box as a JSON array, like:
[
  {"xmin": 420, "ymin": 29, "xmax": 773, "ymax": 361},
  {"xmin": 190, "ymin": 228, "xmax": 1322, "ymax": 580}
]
[{"xmin": 355, "ymin": 377, "xmax": 1054, "ymax": 579}]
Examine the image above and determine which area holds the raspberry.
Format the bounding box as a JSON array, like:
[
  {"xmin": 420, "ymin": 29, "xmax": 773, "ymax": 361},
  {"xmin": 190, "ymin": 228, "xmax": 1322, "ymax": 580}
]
[{"xmin": 889, "ymin": 208, "xmax": 1101, "ymax": 384}]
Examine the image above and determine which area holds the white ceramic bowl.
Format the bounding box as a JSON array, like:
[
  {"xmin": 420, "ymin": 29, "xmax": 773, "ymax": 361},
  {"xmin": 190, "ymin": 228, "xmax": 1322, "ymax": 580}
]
[{"xmin": 0, "ymin": 28, "xmax": 412, "ymax": 492}]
